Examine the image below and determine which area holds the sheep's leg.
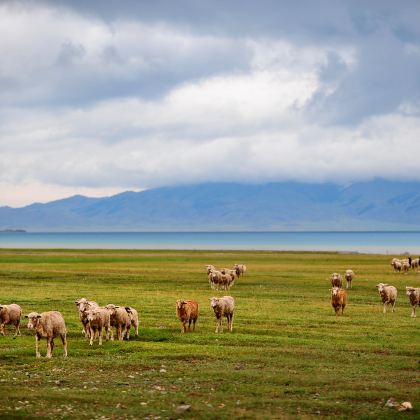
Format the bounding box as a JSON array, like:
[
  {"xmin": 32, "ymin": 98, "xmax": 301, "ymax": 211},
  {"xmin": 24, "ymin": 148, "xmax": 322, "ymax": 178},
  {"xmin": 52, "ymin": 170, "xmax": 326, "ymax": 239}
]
[
  {"xmin": 215, "ymin": 318, "xmax": 220, "ymax": 333},
  {"xmin": 229, "ymin": 314, "xmax": 234, "ymax": 332},
  {"xmin": 61, "ymin": 333, "xmax": 67, "ymax": 357},
  {"xmin": 89, "ymin": 327, "xmax": 94, "ymax": 346},
  {"xmin": 46, "ymin": 338, "xmax": 53, "ymax": 358},
  {"xmin": 98, "ymin": 327, "xmax": 103, "ymax": 346},
  {"xmin": 0, "ymin": 323, "xmax": 4, "ymax": 336},
  {"xmin": 117, "ymin": 325, "xmax": 123, "ymax": 340},
  {"xmin": 391, "ymin": 300, "xmax": 396, "ymax": 312},
  {"xmin": 135, "ymin": 323, "xmax": 139, "ymax": 336},
  {"xmin": 35, "ymin": 335, "xmax": 41, "ymax": 358},
  {"xmin": 110, "ymin": 327, "xmax": 115, "ymax": 341},
  {"xmin": 14, "ymin": 320, "xmax": 21, "ymax": 336},
  {"xmin": 411, "ymin": 306, "xmax": 416, "ymax": 318},
  {"xmin": 383, "ymin": 303, "xmax": 387, "ymax": 314},
  {"xmin": 341, "ymin": 305, "xmax": 345, "ymax": 315}
]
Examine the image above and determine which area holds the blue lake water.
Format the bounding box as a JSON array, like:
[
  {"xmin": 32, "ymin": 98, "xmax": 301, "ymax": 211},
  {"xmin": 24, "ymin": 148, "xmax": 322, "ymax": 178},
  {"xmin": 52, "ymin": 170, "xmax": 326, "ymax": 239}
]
[{"xmin": 1, "ymin": 231, "xmax": 420, "ymax": 254}]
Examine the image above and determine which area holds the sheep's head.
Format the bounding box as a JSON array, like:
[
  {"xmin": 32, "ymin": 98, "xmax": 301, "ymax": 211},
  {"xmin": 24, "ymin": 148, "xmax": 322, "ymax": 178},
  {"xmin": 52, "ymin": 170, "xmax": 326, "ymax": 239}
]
[
  {"xmin": 330, "ymin": 287, "xmax": 340, "ymax": 296},
  {"xmin": 86, "ymin": 309, "xmax": 100, "ymax": 322},
  {"xmin": 75, "ymin": 297, "xmax": 87, "ymax": 307},
  {"xmin": 104, "ymin": 304, "xmax": 118, "ymax": 314},
  {"xmin": 376, "ymin": 283, "xmax": 387, "ymax": 292},
  {"xmin": 406, "ymin": 286, "xmax": 416, "ymax": 296},
  {"xmin": 25, "ymin": 312, "xmax": 41, "ymax": 329},
  {"xmin": 210, "ymin": 297, "xmax": 219, "ymax": 308}
]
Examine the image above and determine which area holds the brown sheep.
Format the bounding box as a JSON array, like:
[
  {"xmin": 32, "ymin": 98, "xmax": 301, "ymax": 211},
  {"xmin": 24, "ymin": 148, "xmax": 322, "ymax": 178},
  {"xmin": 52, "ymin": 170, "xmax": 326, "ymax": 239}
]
[
  {"xmin": 176, "ymin": 300, "xmax": 199, "ymax": 333},
  {"xmin": 26, "ymin": 311, "xmax": 67, "ymax": 358},
  {"xmin": 330, "ymin": 287, "xmax": 347, "ymax": 316},
  {"xmin": 0, "ymin": 303, "xmax": 22, "ymax": 337}
]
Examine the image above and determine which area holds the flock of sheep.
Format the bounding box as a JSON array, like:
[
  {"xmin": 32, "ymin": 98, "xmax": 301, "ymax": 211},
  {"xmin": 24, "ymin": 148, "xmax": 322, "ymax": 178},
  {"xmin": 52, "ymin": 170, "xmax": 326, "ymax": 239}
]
[
  {"xmin": 175, "ymin": 263, "xmax": 246, "ymax": 335},
  {"xmin": 329, "ymin": 260, "xmax": 420, "ymax": 317},
  {"xmin": 0, "ymin": 257, "xmax": 419, "ymax": 358}
]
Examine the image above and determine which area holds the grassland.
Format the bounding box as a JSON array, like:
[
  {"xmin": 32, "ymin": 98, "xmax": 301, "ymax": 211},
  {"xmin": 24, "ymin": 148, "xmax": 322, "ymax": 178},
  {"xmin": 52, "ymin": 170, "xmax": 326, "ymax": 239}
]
[{"xmin": 0, "ymin": 249, "xmax": 418, "ymax": 419}]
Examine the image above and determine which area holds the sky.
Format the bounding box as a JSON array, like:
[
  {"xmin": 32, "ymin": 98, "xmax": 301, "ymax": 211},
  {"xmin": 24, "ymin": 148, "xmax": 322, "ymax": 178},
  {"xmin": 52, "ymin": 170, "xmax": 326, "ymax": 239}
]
[{"xmin": 1, "ymin": 0, "xmax": 420, "ymax": 207}]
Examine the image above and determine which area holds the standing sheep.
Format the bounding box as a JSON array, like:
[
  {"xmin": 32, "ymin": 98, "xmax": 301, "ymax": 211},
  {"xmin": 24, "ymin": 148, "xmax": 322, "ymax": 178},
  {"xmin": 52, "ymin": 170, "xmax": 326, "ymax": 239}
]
[
  {"xmin": 124, "ymin": 306, "xmax": 139, "ymax": 339},
  {"xmin": 345, "ymin": 269, "xmax": 355, "ymax": 289},
  {"xmin": 410, "ymin": 258, "xmax": 420, "ymax": 271},
  {"xmin": 376, "ymin": 283, "xmax": 397, "ymax": 314},
  {"xmin": 104, "ymin": 304, "xmax": 131, "ymax": 341},
  {"xmin": 86, "ymin": 308, "xmax": 111, "ymax": 346},
  {"xmin": 176, "ymin": 300, "xmax": 199, "ymax": 333},
  {"xmin": 234, "ymin": 264, "xmax": 247, "ymax": 277},
  {"xmin": 330, "ymin": 287, "xmax": 347, "ymax": 315},
  {"xmin": 405, "ymin": 287, "xmax": 420, "ymax": 318},
  {"xmin": 391, "ymin": 258, "xmax": 402, "ymax": 272},
  {"xmin": 25, "ymin": 311, "xmax": 67, "ymax": 358},
  {"xmin": 210, "ymin": 296, "xmax": 235, "ymax": 333},
  {"xmin": 75, "ymin": 298, "xmax": 99, "ymax": 338},
  {"xmin": 330, "ymin": 273, "xmax": 343, "ymax": 288},
  {"xmin": 0, "ymin": 303, "xmax": 22, "ymax": 337}
]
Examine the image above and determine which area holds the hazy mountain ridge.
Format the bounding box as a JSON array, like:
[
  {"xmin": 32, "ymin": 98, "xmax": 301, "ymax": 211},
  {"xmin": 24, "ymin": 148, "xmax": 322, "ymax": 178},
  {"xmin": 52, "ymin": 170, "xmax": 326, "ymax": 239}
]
[{"xmin": 1, "ymin": 180, "xmax": 420, "ymax": 231}]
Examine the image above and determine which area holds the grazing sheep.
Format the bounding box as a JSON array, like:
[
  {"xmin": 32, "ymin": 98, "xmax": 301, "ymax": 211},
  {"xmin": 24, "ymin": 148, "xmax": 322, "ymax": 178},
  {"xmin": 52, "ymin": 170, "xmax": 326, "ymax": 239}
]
[
  {"xmin": 104, "ymin": 304, "xmax": 131, "ymax": 341},
  {"xmin": 330, "ymin": 287, "xmax": 347, "ymax": 315},
  {"xmin": 176, "ymin": 300, "xmax": 199, "ymax": 333},
  {"xmin": 376, "ymin": 283, "xmax": 398, "ymax": 314},
  {"xmin": 26, "ymin": 311, "xmax": 67, "ymax": 358},
  {"xmin": 234, "ymin": 264, "xmax": 247, "ymax": 277},
  {"xmin": 86, "ymin": 308, "xmax": 111, "ymax": 346},
  {"xmin": 410, "ymin": 258, "xmax": 419, "ymax": 271},
  {"xmin": 124, "ymin": 307, "xmax": 139, "ymax": 339},
  {"xmin": 210, "ymin": 296, "xmax": 235, "ymax": 333},
  {"xmin": 0, "ymin": 304, "xmax": 22, "ymax": 337},
  {"xmin": 345, "ymin": 269, "xmax": 355, "ymax": 289},
  {"xmin": 330, "ymin": 273, "xmax": 343, "ymax": 288},
  {"xmin": 75, "ymin": 298, "xmax": 99, "ymax": 338},
  {"xmin": 405, "ymin": 287, "xmax": 420, "ymax": 318}
]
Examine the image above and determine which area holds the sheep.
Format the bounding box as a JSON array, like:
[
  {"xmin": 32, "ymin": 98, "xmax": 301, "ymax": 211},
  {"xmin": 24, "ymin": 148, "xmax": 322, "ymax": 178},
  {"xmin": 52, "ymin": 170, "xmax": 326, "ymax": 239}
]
[
  {"xmin": 330, "ymin": 273, "xmax": 343, "ymax": 288},
  {"xmin": 86, "ymin": 308, "xmax": 111, "ymax": 346},
  {"xmin": 220, "ymin": 268, "xmax": 237, "ymax": 280},
  {"xmin": 75, "ymin": 298, "xmax": 99, "ymax": 338},
  {"xmin": 0, "ymin": 303, "xmax": 22, "ymax": 337},
  {"xmin": 124, "ymin": 306, "xmax": 139, "ymax": 339},
  {"xmin": 210, "ymin": 296, "xmax": 235, "ymax": 333},
  {"xmin": 25, "ymin": 311, "xmax": 67, "ymax": 358},
  {"xmin": 208, "ymin": 269, "xmax": 222, "ymax": 290},
  {"xmin": 410, "ymin": 258, "xmax": 419, "ymax": 271},
  {"xmin": 376, "ymin": 283, "xmax": 397, "ymax": 314},
  {"xmin": 234, "ymin": 264, "xmax": 247, "ymax": 277},
  {"xmin": 104, "ymin": 304, "xmax": 131, "ymax": 341},
  {"xmin": 345, "ymin": 269, "xmax": 355, "ymax": 289},
  {"xmin": 330, "ymin": 287, "xmax": 347, "ymax": 315},
  {"xmin": 401, "ymin": 259, "xmax": 410, "ymax": 273},
  {"xmin": 391, "ymin": 258, "xmax": 402, "ymax": 272},
  {"xmin": 176, "ymin": 300, "xmax": 199, "ymax": 333},
  {"xmin": 405, "ymin": 287, "xmax": 420, "ymax": 318}
]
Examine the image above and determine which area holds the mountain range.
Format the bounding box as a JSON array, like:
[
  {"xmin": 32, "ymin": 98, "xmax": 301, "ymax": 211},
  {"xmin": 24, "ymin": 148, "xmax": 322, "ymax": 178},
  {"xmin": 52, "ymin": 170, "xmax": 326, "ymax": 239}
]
[{"xmin": 1, "ymin": 179, "xmax": 420, "ymax": 231}]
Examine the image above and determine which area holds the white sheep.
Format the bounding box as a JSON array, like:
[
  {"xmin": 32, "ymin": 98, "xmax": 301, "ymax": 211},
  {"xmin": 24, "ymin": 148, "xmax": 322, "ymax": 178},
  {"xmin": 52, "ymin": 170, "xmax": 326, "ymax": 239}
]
[
  {"xmin": 234, "ymin": 264, "xmax": 247, "ymax": 277},
  {"xmin": 345, "ymin": 269, "xmax": 355, "ymax": 289},
  {"xmin": 124, "ymin": 306, "xmax": 139, "ymax": 339},
  {"xmin": 376, "ymin": 283, "xmax": 397, "ymax": 314},
  {"xmin": 75, "ymin": 298, "xmax": 99, "ymax": 338},
  {"xmin": 210, "ymin": 296, "xmax": 235, "ymax": 333},
  {"xmin": 405, "ymin": 287, "xmax": 420, "ymax": 317},
  {"xmin": 330, "ymin": 273, "xmax": 343, "ymax": 288},
  {"xmin": 26, "ymin": 311, "xmax": 67, "ymax": 358},
  {"xmin": 0, "ymin": 303, "xmax": 22, "ymax": 337},
  {"xmin": 86, "ymin": 308, "xmax": 111, "ymax": 346}
]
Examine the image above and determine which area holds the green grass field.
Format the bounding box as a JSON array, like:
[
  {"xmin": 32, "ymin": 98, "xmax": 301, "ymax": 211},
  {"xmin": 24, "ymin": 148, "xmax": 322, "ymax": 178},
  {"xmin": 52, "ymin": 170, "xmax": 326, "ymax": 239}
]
[{"xmin": 0, "ymin": 249, "xmax": 418, "ymax": 419}]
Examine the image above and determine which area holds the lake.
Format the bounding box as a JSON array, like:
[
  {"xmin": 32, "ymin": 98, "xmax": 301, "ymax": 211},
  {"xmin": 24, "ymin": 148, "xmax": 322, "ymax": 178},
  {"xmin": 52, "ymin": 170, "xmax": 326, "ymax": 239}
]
[{"xmin": 1, "ymin": 231, "xmax": 420, "ymax": 254}]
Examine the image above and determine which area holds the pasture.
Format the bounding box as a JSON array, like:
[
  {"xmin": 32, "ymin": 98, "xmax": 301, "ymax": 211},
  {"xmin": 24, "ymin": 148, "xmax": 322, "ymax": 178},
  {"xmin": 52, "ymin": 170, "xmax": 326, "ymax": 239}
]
[{"xmin": 0, "ymin": 249, "xmax": 418, "ymax": 419}]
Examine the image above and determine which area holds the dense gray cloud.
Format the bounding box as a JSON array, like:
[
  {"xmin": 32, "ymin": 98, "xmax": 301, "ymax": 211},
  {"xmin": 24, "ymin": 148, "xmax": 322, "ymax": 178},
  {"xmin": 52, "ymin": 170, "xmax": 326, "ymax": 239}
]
[{"xmin": 1, "ymin": 0, "xmax": 420, "ymax": 206}]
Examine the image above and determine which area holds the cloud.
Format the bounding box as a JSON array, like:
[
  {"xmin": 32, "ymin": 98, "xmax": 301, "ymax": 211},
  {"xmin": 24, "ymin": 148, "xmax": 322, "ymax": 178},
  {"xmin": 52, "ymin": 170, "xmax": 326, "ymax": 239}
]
[{"xmin": 0, "ymin": 0, "xmax": 420, "ymax": 206}]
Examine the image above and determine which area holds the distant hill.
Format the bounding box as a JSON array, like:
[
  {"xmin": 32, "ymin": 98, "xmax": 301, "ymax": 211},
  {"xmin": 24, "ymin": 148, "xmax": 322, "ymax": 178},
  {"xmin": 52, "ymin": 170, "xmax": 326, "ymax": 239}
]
[{"xmin": 1, "ymin": 180, "xmax": 420, "ymax": 231}]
